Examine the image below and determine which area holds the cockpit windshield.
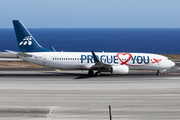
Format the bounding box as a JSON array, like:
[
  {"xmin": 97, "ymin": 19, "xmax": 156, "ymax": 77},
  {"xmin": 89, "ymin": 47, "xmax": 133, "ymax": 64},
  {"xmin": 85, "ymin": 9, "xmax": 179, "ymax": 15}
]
[{"xmin": 164, "ymin": 58, "xmax": 169, "ymax": 60}]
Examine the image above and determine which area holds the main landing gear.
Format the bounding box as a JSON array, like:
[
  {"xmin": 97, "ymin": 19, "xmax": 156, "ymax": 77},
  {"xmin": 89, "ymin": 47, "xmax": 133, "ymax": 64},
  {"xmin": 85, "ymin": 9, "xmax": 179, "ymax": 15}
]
[
  {"xmin": 95, "ymin": 71, "xmax": 101, "ymax": 76},
  {"xmin": 157, "ymin": 70, "xmax": 161, "ymax": 75},
  {"xmin": 88, "ymin": 70, "xmax": 101, "ymax": 76},
  {"xmin": 88, "ymin": 70, "xmax": 94, "ymax": 76}
]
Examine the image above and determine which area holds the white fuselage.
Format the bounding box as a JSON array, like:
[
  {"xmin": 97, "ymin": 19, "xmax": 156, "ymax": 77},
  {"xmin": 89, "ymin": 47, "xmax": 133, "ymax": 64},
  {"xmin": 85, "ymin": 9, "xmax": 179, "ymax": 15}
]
[{"xmin": 19, "ymin": 52, "xmax": 175, "ymax": 71}]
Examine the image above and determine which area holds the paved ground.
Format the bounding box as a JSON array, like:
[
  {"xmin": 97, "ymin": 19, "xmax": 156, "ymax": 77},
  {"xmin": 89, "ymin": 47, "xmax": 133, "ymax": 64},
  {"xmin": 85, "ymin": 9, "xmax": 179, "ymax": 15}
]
[{"xmin": 0, "ymin": 63, "xmax": 179, "ymax": 120}]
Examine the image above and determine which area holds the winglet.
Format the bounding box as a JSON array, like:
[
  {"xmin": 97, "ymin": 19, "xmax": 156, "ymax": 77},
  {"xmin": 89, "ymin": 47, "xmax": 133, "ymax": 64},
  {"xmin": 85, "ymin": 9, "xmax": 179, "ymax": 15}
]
[{"xmin": 91, "ymin": 51, "xmax": 100, "ymax": 63}]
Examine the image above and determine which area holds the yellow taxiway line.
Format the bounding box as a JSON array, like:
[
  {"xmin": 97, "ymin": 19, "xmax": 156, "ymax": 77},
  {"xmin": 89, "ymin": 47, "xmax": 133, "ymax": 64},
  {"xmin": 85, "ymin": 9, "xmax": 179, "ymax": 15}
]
[{"xmin": 55, "ymin": 69, "xmax": 61, "ymax": 71}]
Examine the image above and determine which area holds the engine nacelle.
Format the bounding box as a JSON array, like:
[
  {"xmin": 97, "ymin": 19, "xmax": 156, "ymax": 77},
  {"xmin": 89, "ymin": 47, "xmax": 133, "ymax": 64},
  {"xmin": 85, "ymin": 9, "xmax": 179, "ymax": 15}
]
[{"xmin": 111, "ymin": 65, "xmax": 129, "ymax": 74}]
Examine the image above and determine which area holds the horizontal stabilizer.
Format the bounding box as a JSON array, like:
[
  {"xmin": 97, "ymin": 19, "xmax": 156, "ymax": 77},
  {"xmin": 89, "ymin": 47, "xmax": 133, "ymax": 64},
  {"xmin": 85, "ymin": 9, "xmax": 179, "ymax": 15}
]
[
  {"xmin": 5, "ymin": 50, "xmax": 18, "ymax": 55},
  {"xmin": 18, "ymin": 52, "xmax": 32, "ymax": 57}
]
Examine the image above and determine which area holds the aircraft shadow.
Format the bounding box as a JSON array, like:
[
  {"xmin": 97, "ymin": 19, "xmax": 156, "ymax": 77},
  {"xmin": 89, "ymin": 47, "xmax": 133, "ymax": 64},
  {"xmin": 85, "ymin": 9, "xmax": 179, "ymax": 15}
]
[{"xmin": 0, "ymin": 71, "xmax": 170, "ymax": 80}]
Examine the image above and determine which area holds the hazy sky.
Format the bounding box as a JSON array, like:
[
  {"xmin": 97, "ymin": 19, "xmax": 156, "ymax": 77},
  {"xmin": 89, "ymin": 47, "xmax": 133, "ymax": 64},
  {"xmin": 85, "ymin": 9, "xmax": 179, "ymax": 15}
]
[{"xmin": 1, "ymin": 0, "xmax": 180, "ymax": 28}]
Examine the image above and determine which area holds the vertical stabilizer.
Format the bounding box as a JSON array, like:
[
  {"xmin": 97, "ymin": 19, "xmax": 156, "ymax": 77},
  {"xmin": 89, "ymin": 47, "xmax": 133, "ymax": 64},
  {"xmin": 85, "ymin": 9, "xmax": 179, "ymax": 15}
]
[{"xmin": 13, "ymin": 20, "xmax": 53, "ymax": 52}]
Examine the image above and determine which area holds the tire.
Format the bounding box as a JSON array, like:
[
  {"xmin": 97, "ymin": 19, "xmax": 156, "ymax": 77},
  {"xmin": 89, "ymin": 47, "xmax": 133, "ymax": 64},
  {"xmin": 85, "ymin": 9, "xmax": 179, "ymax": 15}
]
[
  {"xmin": 95, "ymin": 72, "xmax": 101, "ymax": 76},
  {"xmin": 88, "ymin": 70, "xmax": 94, "ymax": 76},
  {"xmin": 157, "ymin": 72, "xmax": 161, "ymax": 76}
]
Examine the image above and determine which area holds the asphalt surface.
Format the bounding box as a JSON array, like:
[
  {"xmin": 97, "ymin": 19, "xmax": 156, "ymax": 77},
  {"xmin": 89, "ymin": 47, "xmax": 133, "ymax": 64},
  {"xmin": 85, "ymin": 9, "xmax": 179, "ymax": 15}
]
[{"xmin": 0, "ymin": 63, "xmax": 179, "ymax": 120}]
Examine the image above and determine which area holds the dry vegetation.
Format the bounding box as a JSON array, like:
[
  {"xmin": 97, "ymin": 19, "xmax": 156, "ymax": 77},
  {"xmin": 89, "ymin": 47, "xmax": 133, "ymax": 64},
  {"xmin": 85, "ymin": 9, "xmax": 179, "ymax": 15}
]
[
  {"xmin": 0, "ymin": 62, "xmax": 47, "ymax": 68},
  {"xmin": 163, "ymin": 54, "xmax": 180, "ymax": 60}
]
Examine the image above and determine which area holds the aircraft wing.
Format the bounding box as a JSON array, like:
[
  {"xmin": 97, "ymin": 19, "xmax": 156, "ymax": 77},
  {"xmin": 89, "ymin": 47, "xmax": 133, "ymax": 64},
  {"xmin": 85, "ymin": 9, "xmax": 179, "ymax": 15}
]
[{"xmin": 90, "ymin": 51, "xmax": 111, "ymax": 70}]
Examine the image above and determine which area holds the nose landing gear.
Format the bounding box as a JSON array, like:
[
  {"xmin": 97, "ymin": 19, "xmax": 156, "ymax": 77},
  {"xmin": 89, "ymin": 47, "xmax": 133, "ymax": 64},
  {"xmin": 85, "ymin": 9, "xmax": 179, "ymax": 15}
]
[
  {"xmin": 157, "ymin": 70, "xmax": 161, "ymax": 75},
  {"xmin": 156, "ymin": 69, "xmax": 166, "ymax": 75}
]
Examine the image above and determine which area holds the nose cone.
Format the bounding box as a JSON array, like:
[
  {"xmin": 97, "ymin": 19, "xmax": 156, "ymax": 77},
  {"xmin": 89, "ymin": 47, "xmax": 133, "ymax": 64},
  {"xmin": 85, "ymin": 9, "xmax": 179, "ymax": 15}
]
[{"xmin": 170, "ymin": 61, "xmax": 175, "ymax": 67}]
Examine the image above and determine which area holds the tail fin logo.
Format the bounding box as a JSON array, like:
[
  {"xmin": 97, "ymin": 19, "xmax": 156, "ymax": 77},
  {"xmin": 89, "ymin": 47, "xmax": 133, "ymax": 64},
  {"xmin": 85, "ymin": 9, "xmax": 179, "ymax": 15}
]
[{"xmin": 19, "ymin": 36, "xmax": 32, "ymax": 46}]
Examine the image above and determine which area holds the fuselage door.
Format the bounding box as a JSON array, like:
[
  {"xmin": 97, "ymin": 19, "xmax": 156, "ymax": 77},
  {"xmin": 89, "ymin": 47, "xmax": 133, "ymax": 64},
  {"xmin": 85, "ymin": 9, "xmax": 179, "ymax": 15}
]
[{"xmin": 43, "ymin": 55, "xmax": 47, "ymax": 64}]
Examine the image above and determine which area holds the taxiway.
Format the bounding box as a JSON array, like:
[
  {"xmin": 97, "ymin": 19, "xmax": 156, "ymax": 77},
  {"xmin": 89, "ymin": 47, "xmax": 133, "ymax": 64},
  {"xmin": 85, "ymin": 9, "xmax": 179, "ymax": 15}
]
[{"xmin": 0, "ymin": 63, "xmax": 179, "ymax": 120}]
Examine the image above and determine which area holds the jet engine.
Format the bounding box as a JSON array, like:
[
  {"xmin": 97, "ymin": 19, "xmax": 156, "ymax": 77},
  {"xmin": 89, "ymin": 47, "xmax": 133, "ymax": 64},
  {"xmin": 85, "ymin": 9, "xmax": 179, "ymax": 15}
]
[{"xmin": 111, "ymin": 65, "xmax": 129, "ymax": 74}]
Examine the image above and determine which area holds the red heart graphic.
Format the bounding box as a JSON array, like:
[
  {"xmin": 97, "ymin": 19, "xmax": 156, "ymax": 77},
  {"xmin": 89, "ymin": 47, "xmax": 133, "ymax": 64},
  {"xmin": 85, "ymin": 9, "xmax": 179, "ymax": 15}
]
[{"xmin": 117, "ymin": 53, "xmax": 132, "ymax": 65}]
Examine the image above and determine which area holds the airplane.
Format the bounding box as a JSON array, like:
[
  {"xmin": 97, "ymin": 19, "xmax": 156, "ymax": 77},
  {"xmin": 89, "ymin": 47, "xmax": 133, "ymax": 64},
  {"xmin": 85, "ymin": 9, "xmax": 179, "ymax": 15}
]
[{"xmin": 6, "ymin": 20, "xmax": 175, "ymax": 76}]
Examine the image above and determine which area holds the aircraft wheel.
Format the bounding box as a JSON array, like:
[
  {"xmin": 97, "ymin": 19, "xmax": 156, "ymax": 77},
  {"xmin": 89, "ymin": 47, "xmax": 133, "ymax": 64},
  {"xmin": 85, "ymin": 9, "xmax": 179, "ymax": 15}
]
[
  {"xmin": 88, "ymin": 70, "xmax": 94, "ymax": 76},
  {"xmin": 95, "ymin": 72, "xmax": 101, "ymax": 76},
  {"xmin": 157, "ymin": 71, "xmax": 161, "ymax": 76}
]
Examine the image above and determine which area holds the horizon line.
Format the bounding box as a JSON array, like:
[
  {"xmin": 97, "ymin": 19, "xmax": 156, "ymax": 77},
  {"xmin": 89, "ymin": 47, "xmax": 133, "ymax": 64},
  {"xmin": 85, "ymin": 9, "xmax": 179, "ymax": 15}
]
[{"xmin": 1, "ymin": 27, "xmax": 180, "ymax": 29}]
